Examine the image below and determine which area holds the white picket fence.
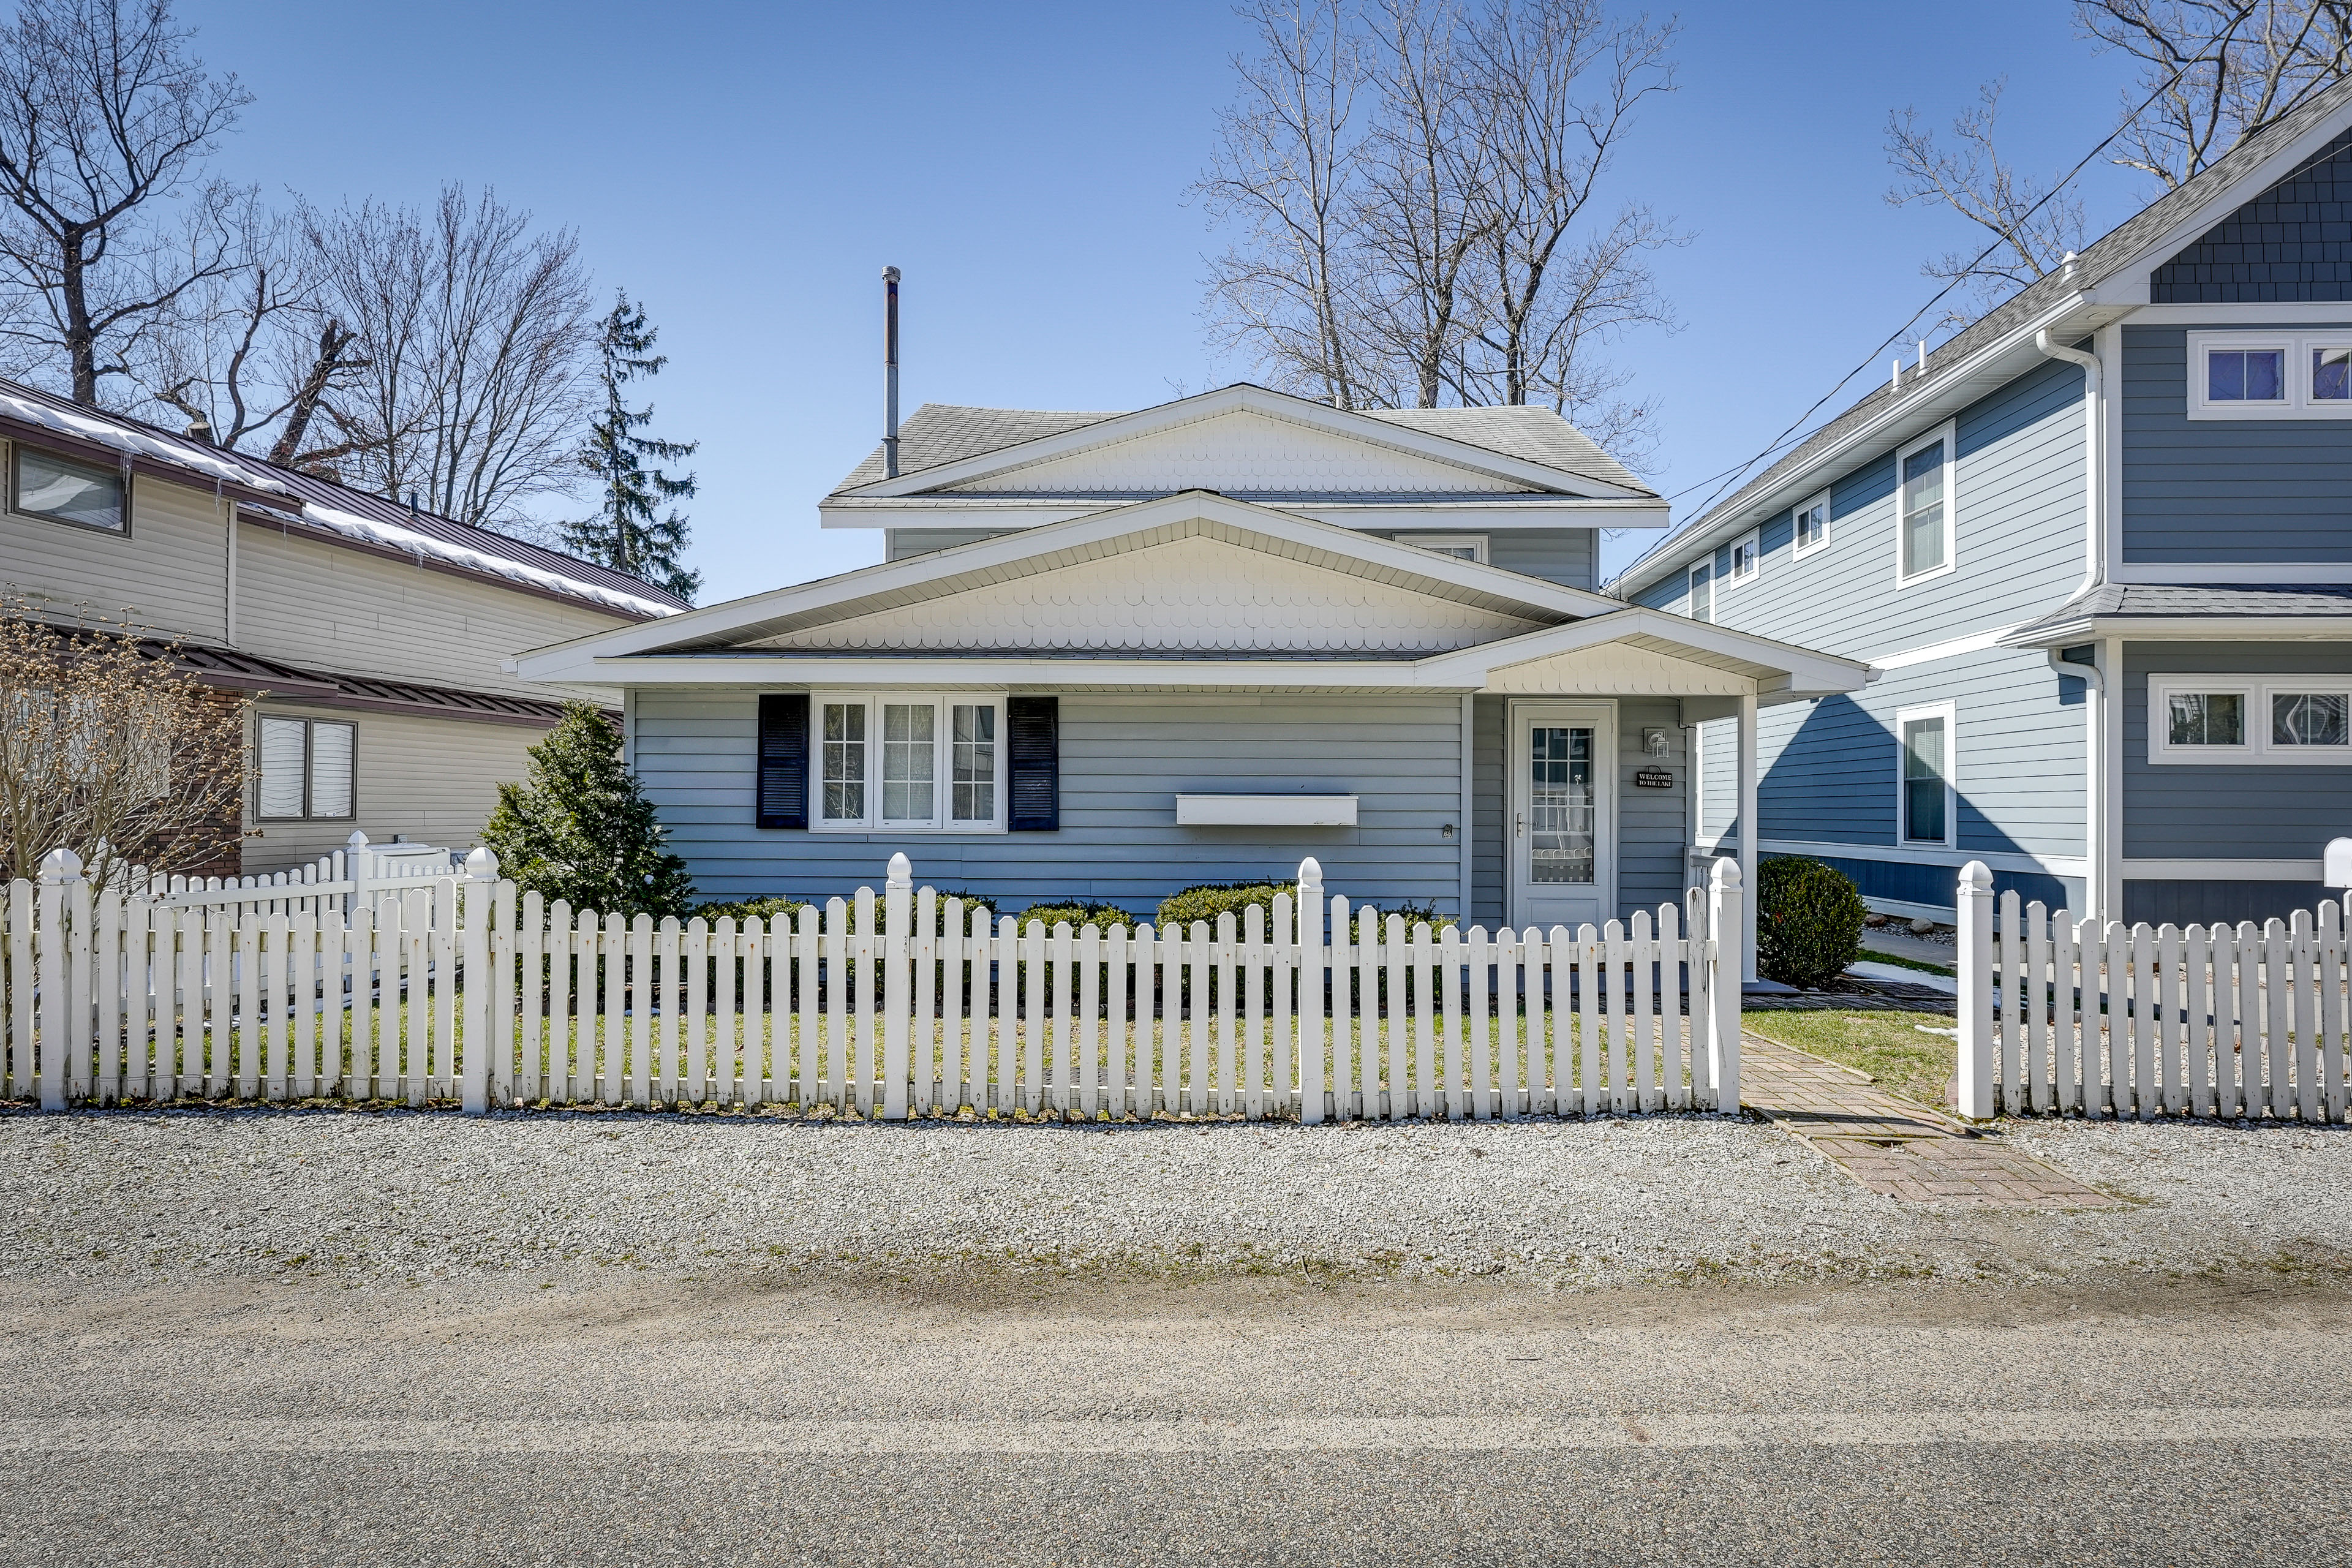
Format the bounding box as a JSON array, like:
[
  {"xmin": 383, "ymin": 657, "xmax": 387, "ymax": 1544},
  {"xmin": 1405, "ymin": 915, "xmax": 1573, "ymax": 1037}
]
[
  {"xmin": 124, "ymin": 831, "xmax": 459, "ymax": 916},
  {"xmin": 2, "ymin": 849, "xmax": 1745, "ymax": 1122},
  {"xmin": 1955, "ymin": 861, "xmax": 2352, "ymax": 1121}
]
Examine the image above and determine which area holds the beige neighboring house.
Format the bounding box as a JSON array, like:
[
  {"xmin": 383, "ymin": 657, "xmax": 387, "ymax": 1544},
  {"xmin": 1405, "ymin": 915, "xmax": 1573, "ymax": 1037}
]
[{"xmin": 0, "ymin": 375, "xmax": 688, "ymax": 875}]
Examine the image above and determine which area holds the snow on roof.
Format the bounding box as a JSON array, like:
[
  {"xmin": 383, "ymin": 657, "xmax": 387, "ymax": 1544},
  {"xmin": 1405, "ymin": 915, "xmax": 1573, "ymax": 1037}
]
[
  {"xmin": 0, "ymin": 385, "xmax": 297, "ymax": 498},
  {"xmin": 275, "ymin": 501, "xmax": 685, "ymax": 619}
]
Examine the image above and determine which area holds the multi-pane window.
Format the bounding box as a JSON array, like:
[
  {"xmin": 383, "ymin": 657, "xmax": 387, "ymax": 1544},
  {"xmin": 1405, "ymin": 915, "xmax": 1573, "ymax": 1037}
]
[
  {"xmin": 816, "ymin": 695, "xmax": 1005, "ymax": 830},
  {"xmin": 1526, "ymin": 726, "xmax": 1596, "ymax": 885},
  {"xmin": 2188, "ymin": 333, "xmax": 2352, "ymax": 418},
  {"xmin": 1898, "ymin": 431, "xmax": 1950, "ymax": 581},
  {"xmin": 256, "ymin": 717, "xmax": 354, "ymax": 820},
  {"xmin": 2151, "ymin": 678, "xmax": 2352, "ymax": 763},
  {"xmin": 12, "ymin": 445, "xmax": 125, "ymax": 532},
  {"xmin": 1898, "ymin": 709, "xmax": 1950, "ymax": 845},
  {"xmin": 1793, "ymin": 492, "xmax": 1829, "ymax": 556}
]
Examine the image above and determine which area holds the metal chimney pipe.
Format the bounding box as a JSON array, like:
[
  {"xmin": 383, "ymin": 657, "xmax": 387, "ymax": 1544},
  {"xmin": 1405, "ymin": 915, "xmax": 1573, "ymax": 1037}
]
[{"xmin": 883, "ymin": 265, "xmax": 901, "ymax": 479}]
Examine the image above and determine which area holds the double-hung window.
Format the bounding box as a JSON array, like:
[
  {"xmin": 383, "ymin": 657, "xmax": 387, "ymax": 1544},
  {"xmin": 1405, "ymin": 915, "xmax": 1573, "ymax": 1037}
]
[
  {"xmin": 1896, "ymin": 424, "xmax": 1954, "ymax": 584},
  {"xmin": 2149, "ymin": 676, "xmax": 2352, "ymax": 763},
  {"xmin": 1896, "ymin": 703, "xmax": 1954, "ymax": 846},
  {"xmin": 2187, "ymin": 331, "xmax": 2352, "ymax": 418},
  {"xmin": 10, "ymin": 443, "xmax": 126, "ymax": 533},
  {"xmin": 815, "ymin": 693, "xmax": 1006, "ymax": 831},
  {"xmin": 1793, "ymin": 490, "xmax": 1830, "ymax": 557},
  {"xmin": 257, "ymin": 717, "xmax": 355, "ymax": 820},
  {"xmin": 1687, "ymin": 562, "xmax": 1713, "ymax": 623}
]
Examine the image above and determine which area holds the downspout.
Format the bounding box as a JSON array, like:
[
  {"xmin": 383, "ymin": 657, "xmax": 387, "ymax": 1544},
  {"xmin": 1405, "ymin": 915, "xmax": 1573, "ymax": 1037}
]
[{"xmin": 2036, "ymin": 315, "xmax": 2109, "ymax": 924}]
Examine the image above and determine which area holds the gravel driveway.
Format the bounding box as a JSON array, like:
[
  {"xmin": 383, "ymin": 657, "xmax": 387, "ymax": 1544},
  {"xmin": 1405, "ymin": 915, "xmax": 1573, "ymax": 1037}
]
[{"xmin": 7, "ymin": 1106, "xmax": 2350, "ymax": 1291}]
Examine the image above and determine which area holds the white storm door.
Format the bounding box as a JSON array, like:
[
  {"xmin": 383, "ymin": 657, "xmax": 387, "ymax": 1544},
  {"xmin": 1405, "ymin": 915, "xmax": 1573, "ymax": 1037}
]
[{"xmin": 1510, "ymin": 703, "xmax": 1616, "ymax": 931}]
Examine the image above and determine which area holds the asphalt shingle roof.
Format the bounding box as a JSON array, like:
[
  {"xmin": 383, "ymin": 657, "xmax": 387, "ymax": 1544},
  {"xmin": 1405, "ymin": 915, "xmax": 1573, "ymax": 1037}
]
[
  {"xmin": 2010, "ymin": 582, "xmax": 2352, "ymax": 640},
  {"xmin": 829, "ymin": 390, "xmax": 1649, "ymax": 496}
]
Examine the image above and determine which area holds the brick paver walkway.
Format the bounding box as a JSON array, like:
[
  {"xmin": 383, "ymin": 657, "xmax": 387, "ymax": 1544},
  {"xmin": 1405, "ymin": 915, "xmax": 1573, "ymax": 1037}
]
[{"xmin": 1740, "ymin": 1031, "xmax": 2122, "ymax": 1209}]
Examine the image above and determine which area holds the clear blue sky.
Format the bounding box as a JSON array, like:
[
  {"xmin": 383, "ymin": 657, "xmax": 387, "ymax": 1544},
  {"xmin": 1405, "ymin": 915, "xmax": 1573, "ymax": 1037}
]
[{"xmin": 191, "ymin": 0, "xmax": 2149, "ymax": 590}]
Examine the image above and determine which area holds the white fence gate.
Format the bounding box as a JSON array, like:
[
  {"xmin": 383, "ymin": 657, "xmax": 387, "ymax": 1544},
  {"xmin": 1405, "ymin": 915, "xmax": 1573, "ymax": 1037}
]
[
  {"xmin": 3, "ymin": 850, "xmax": 1744, "ymax": 1122},
  {"xmin": 126, "ymin": 831, "xmax": 458, "ymax": 918},
  {"xmin": 1954, "ymin": 861, "xmax": 2351, "ymax": 1122}
]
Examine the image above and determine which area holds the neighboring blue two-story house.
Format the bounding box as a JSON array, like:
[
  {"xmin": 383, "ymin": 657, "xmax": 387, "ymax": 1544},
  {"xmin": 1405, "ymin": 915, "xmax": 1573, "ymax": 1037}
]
[{"xmin": 1610, "ymin": 76, "xmax": 2352, "ymax": 929}]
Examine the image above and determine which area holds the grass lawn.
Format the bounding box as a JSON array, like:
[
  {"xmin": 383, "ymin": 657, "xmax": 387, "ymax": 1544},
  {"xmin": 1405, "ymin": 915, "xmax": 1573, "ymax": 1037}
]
[{"xmin": 1741, "ymin": 1009, "xmax": 1956, "ymax": 1111}]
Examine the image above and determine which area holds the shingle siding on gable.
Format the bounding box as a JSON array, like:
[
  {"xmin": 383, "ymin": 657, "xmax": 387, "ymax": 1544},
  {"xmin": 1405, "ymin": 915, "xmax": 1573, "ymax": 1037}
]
[
  {"xmin": 2152, "ymin": 131, "xmax": 2352, "ymax": 303},
  {"xmin": 2120, "ymin": 323, "xmax": 2352, "ymax": 562}
]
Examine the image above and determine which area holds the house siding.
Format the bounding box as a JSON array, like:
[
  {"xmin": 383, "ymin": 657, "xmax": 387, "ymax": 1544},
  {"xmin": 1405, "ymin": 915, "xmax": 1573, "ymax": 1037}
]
[
  {"xmin": 885, "ymin": 528, "xmax": 1008, "ymax": 561},
  {"xmin": 887, "ymin": 524, "xmax": 1599, "ymax": 589},
  {"xmin": 2121, "ymin": 641, "xmax": 2352, "ymax": 862},
  {"xmin": 2150, "ymin": 130, "xmax": 2352, "ymax": 303},
  {"xmin": 2119, "ymin": 322, "xmax": 2352, "ymax": 563},
  {"xmin": 0, "ymin": 458, "xmax": 229, "ymax": 641}
]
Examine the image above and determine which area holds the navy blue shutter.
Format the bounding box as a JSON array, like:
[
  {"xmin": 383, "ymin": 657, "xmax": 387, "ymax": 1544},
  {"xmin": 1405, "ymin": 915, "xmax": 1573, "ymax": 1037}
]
[
  {"xmin": 1006, "ymin": 696, "xmax": 1059, "ymax": 831},
  {"xmin": 756, "ymin": 693, "xmax": 809, "ymax": 829}
]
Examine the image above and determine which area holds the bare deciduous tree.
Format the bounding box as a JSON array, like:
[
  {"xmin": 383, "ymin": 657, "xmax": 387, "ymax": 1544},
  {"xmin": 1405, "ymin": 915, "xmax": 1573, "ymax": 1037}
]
[
  {"xmin": 1885, "ymin": 80, "xmax": 2090, "ymax": 322},
  {"xmin": 2083, "ymin": 0, "xmax": 2352, "ymax": 189},
  {"xmin": 1197, "ymin": 0, "xmax": 1679, "ymax": 459},
  {"xmin": 0, "ymin": 0, "xmax": 250, "ymax": 406},
  {"xmin": 1197, "ymin": 0, "xmax": 1371, "ymax": 409},
  {"xmin": 300, "ymin": 186, "xmax": 600, "ymax": 534},
  {"xmin": 0, "ymin": 606, "xmax": 249, "ymax": 894}
]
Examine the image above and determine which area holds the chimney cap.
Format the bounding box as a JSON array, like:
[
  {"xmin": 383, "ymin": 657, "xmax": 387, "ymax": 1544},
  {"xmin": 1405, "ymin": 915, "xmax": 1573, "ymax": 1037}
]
[{"xmin": 883, "ymin": 265, "xmax": 900, "ymax": 282}]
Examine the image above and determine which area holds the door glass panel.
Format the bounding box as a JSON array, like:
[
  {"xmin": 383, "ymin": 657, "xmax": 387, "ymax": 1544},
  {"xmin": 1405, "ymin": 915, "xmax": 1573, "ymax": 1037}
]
[
  {"xmin": 1528, "ymin": 726, "xmax": 1594, "ymax": 884},
  {"xmin": 881, "ymin": 702, "xmax": 936, "ymax": 822}
]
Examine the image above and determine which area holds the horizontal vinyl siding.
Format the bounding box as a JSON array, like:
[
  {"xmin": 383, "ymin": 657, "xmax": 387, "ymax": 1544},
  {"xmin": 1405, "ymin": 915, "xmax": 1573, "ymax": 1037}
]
[
  {"xmin": 884, "ymin": 528, "xmax": 1011, "ymax": 561},
  {"xmin": 234, "ymin": 524, "xmax": 631, "ymax": 695},
  {"xmin": 1359, "ymin": 527, "xmax": 1596, "ymax": 589},
  {"xmin": 243, "ymin": 701, "xmax": 544, "ymax": 873},
  {"xmin": 1614, "ymin": 697, "xmax": 1688, "ymax": 916},
  {"xmin": 2122, "ymin": 641, "xmax": 2352, "ymax": 859},
  {"xmin": 640, "ymin": 690, "xmax": 1472, "ymax": 914},
  {"xmin": 0, "ymin": 458, "xmax": 228, "ymax": 641},
  {"xmin": 1628, "ymin": 355, "xmax": 2089, "ymax": 660},
  {"xmin": 2120, "ymin": 323, "xmax": 2352, "ymax": 562}
]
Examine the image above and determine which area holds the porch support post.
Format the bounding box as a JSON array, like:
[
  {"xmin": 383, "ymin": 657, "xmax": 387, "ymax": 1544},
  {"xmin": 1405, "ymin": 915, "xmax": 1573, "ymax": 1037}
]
[{"xmin": 1736, "ymin": 689, "xmax": 1758, "ymax": 982}]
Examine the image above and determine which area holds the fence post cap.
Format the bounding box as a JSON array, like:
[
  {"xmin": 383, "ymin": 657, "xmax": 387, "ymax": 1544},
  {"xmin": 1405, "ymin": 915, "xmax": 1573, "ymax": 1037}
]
[
  {"xmin": 1707, "ymin": 855, "xmax": 1740, "ymax": 891},
  {"xmin": 1297, "ymin": 856, "xmax": 1323, "ymax": 886},
  {"xmin": 37, "ymin": 846, "xmax": 83, "ymax": 883},
  {"xmin": 464, "ymin": 845, "xmax": 499, "ymax": 880},
  {"xmin": 886, "ymin": 851, "xmax": 911, "ymax": 890},
  {"xmin": 347, "ymin": 829, "xmax": 369, "ymax": 849},
  {"xmin": 2326, "ymin": 837, "xmax": 2352, "ymax": 888},
  {"xmin": 1958, "ymin": 859, "xmax": 1994, "ymax": 892}
]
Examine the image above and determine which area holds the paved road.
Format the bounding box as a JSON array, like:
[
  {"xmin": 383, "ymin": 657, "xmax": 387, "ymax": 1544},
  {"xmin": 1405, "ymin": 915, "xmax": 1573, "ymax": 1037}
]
[{"xmin": 2, "ymin": 1270, "xmax": 2346, "ymax": 1566}]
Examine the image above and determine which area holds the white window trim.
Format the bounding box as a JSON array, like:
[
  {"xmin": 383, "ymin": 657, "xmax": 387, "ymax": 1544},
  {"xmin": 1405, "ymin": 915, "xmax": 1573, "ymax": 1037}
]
[
  {"xmin": 2146, "ymin": 674, "xmax": 2352, "ymax": 765},
  {"xmin": 1393, "ymin": 532, "xmax": 1490, "ymax": 565},
  {"xmin": 1686, "ymin": 562, "xmax": 1714, "ymax": 623},
  {"xmin": 1894, "ymin": 701, "xmax": 1957, "ymax": 850},
  {"xmin": 1893, "ymin": 421, "xmax": 1958, "ymax": 588},
  {"xmin": 1792, "ymin": 488, "xmax": 1831, "ymax": 559},
  {"xmin": 2184, "ymin": 330, "xmax": 2352, "ymax": 420},
  {"xmin": 1723, "ymin": 528, "xmax": 1760, "ymax": 589},
  {"xmin": 809, "ymin": 691, "xmax": 1010, "ymax": 832}
]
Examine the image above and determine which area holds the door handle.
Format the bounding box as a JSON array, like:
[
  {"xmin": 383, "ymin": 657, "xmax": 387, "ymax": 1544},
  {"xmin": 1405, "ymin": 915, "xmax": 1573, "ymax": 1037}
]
[{"xmin": 1516, "ymin": 812, "xmax": 1524, "ymax": 838}]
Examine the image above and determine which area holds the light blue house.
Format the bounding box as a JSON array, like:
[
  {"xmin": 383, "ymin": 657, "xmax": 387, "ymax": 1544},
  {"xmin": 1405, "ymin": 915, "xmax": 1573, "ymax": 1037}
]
[
  {"xmin": 1609, "ymin": 76, "xmax": 2352, "ymax": 929},
  {"xmin": 515, "ymin": 383, "xmax": 1866, "ymax": 957}
]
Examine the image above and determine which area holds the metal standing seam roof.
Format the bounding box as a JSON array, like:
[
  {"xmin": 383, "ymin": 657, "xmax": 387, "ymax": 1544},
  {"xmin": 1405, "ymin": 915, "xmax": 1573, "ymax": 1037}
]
[
  {"xmin": 1615, "ymin": 71, "xmax": 2352, "ymax": 590},
  {"xmin": 828, "ymin": 390, "xmax": 1653, "ymax": 497},
  {"xmin": 0, "ymin": 375, "xmax": 691, "ymax": 616}
]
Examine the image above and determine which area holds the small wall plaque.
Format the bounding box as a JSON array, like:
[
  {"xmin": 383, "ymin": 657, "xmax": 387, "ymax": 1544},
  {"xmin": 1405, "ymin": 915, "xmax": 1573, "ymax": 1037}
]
[{"xmin": 1634, "ymin": 768, "xmax": 1675, "ymax": 790}]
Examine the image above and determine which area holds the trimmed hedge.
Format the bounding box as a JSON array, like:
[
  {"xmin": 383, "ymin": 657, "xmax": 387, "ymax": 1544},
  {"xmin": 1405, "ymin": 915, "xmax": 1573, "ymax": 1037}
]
[
  {"xmin": 1009, "ymin": 899, "xmax": 1137, "ymax": 933},
  {"xmin": 690, "ymin": 889, "xmax": 994, "ymax": 935},
  {"xmin": 1157, "ymin": 881, "xmax": 1458, "ymax": 935},
  {"xmin": 1755, "ymin": 856, "xmax": 1866, "ymax": 989}
]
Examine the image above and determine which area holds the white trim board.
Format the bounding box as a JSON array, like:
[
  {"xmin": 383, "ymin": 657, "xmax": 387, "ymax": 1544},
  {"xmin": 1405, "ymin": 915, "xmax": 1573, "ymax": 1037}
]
[
  {"xmin": 2122, "ymin": 858, "xmax": 2327, "ymax": 880},
  {"xmin": 1705, "ymin": 837, "xmax": 2090, "ymax": 880},
  {"xmin": 1869, "ymin": 623, "xmax": 2032, "ymax": 670}
]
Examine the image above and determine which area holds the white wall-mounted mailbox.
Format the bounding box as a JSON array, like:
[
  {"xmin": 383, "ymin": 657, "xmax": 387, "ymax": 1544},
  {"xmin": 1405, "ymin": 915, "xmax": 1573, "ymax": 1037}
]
[{"xmin": 1175, "ymin": 794, "xmax": 1359, "ymax": 827}]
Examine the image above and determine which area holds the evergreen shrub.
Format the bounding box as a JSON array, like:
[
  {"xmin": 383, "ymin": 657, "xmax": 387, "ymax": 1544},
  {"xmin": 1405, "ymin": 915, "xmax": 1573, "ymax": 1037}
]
[{"xmin": 1755, "ymin": 856, "xmax": 1867, "ymax": 989}]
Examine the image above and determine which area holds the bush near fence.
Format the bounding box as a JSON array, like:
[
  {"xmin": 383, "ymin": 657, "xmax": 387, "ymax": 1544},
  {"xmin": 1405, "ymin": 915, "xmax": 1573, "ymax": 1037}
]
[{"xmin": 4, "ymin": 849, "xmax": 1746, "ymax": 1125}]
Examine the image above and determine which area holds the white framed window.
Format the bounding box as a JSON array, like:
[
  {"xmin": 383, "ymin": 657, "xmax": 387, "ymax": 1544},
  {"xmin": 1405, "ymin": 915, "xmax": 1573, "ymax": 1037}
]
[
  {"xmin": 1725, "ymin": 529, "xmax": 1760, "ymax": 587},
  {"xmin": 2185, "ymin": 331, "xmax": 2352, "ymax": 418},
  {"xmin": 10, "ymin": 442, "xmax": 126, "ymax": 534},
  {"xmin": 1394, "ymin": 532, "xmax": 1489, "ymax": 565},
  {"xmin": 812, "ymin": 692, "xmax": 1007, "ymax": 831},
  {"xmin": 1894, "ymin": 702, "xmax": 1955, "ymax": 848},
  {"xmin": 2148, "ymin": 674, "xmax": 2352, "ymax": 764},
  {"xmin": 1894, "ymin": 423, "xmax": 1956, "ymax": 586},
  {"xmin": 1687, "ymin": 562, "xmax": 1713, "ymax": 624},
  {"xmin": 1793, "ymin": 489, "xmax": 1830, "ymax": 559},
  {"xmin": 256, "ymin": 716, "xmax": 355, "ymax": 821}
]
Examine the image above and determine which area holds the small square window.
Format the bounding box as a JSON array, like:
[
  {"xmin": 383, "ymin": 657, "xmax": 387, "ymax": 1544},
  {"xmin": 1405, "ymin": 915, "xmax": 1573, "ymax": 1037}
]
[
  {"xmin": 2208, "ymin": 348, "xmax": 2285, "ymax": 402},
  {"xmin": 2272, "ymin": 692, "xmax": 2348, "ymax": 748},
  {"xmin": 2314, "ymin": 347, "xmax": 2352, "ymax": 402},
  {"xmin": 1727, "ymin": 530, "xmax": 1758, "ymax": 584},
  {"xmin": 12, "ymin": 445, "xmax": 125, "ymax": 532},
  {"xmin": 1793, "ymin": 493, "xmax": 1829, "ymax": 557}
]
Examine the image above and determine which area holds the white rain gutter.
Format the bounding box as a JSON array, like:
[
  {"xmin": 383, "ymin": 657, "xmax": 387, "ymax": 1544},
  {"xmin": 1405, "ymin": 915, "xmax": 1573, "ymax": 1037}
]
[{"xmin": 2036, "ymin": 311, "xmax": 2109, "ymax": 924}]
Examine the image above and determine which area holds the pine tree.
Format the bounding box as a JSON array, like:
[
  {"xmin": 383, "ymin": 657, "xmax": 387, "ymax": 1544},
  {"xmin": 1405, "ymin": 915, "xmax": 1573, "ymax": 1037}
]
[
  {"xmin": 563, "ymin": 291, "xmax": 702, "ymax": 601},
  {"xmin": 481, "ymin": 703, "xmax": 695, "ymax": 919}
]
